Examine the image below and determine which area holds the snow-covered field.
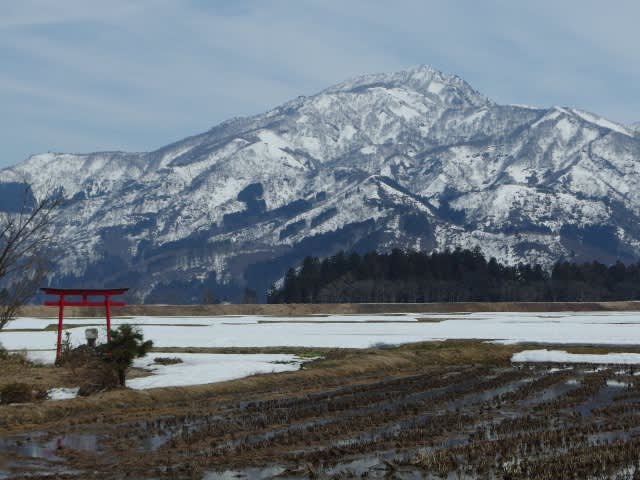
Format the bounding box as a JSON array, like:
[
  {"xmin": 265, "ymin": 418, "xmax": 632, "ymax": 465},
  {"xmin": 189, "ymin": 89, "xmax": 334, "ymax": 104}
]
[
  {"xmin": 3, "ymin": 312, "xmax": 640, "ymax": 352},
  {"xmin": 3, "ymin": 311, "xmax": 640, "ymax": 391}
]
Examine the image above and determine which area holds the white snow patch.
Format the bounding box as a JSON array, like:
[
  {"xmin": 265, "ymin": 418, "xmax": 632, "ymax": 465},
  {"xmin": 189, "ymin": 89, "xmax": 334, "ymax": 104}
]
[
  {"xmin": 548, "ymin": 367, "xmax": 572, "ymax": 373},
  {"xmin": 26, "ymin": 350, "xmax": 57, "ymax": 364},
  {"xmin": 3, "ymin": 318, "xmax": 53, "ymax": 330},
  {"xmin": 427, "ymin": 80, "xmax": 445, "ymax": 95},
  {"xmin": 606, "ymin": 379, "xmax": 630, "ymax": 388},
  {"xmin": 510, "ymin": 104, "xmax": 540, "ymax": 110},
  {"xmin": 128, "ymin": 353, "xmax": 303, "ymax": 389},
  {"xmin": 47, "ymin": 387, "xmax": 79, "ymax": 401},
  {"xmin": 257, "ymin": 130, "xmax": 290, "ymax": 151},
  {"xmin": 556, "ymin": 118, "xmax": 577, "ymax": 142},
  {"xmin": 512, "ymin": 349, "xmax": 640, "ymax": 365},
  {"xmin": 340, "ymin": 125, "xmax": 357, "ymax": 141}
]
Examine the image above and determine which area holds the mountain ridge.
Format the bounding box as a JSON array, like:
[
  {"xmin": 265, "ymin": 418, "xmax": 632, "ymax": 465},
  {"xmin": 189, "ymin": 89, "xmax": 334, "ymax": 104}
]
[{"xmin": 2, "ymin": 65, "xmax": 640, "ymax": 302}]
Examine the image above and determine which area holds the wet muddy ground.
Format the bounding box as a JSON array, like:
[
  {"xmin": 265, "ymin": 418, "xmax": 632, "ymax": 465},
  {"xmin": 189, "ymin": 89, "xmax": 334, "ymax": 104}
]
[{"xmin": 2, "ymin": 355, "xmax": 640, "ymax": 480}]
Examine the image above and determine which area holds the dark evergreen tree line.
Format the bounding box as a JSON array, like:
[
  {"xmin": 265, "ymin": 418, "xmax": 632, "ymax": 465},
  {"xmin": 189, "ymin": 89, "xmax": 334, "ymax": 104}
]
[{"xmin": 267, "ymin": 247, "xmax": 640, "ymax": 303}]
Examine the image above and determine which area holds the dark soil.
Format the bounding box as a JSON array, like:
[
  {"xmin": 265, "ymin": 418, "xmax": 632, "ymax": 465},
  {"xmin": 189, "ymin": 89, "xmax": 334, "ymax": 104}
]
[{"xmin": 2, "ymin": 342, "xmax": 640, "ymax": 479}]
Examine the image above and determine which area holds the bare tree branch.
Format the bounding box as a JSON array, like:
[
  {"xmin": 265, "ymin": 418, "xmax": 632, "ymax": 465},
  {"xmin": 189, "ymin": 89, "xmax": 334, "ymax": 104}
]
[{"xmin": 0, "ymin": 183, "xmax": 64, "ymax": 329}]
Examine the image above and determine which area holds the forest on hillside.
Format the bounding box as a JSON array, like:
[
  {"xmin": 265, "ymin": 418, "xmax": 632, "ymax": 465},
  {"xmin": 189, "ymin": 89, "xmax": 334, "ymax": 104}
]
[{"xmin": 267, "ymin": 248, "xmax": 640, "ymax": 303}]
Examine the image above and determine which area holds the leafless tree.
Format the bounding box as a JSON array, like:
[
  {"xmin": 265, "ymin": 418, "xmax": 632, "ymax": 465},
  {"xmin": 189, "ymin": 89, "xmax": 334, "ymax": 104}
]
[{"xmin": 0, "ymin": 184, "xmax": 63, "ymax": 329}]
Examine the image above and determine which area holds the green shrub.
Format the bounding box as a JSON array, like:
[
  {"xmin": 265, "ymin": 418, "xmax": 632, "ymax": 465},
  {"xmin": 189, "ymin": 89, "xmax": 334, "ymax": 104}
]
[{"xmin": 101, "ymin": 324, "xmax": 153, "ymax": 387}]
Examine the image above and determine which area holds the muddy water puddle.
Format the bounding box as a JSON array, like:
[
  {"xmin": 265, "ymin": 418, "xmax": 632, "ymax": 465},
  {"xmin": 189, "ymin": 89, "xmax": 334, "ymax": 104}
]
[
  {"xmin": 0, "ymin": 432, "xmax": 100, "ymax": 461},
  {"xmin": 0, "ymin": 432, "xmax": 99, "ymax": 479},
  {"xmin": 521, "ymin": 380, "xmax": 579, "ymax": 406},
  {"xmin": 202, "ymin": 466, "xmax": 287, "ymax": 480},
  {"xmin": 576, "ymin": 386, "xmax": 624, "ymax": 416}
]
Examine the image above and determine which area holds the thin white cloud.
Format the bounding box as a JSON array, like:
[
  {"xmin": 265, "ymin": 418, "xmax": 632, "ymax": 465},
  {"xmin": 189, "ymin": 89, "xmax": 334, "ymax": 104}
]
[
  {"xmin": 0, "ymin": 0, "xmax": 157, "ymax": 28},
  {"xmin": 0, "ymin": 0, "xmax": 638, "ymax": 167}
]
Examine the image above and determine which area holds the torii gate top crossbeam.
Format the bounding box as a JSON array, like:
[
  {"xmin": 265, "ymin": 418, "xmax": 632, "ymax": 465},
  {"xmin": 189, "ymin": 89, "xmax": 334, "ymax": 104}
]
[{"xmin": 41, "ymin": 287, "xmax": 129, "ymax": 297}]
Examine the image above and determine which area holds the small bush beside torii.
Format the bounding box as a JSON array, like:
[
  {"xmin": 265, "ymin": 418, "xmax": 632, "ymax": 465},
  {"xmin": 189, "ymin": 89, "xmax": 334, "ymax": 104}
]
[
  {"xmin": 100, "ymin": 324, "xmax": 153, "ymax": 387},
  {"xmin": 59, "ymin": 323, "xmax": 153, "ymax": 392}
]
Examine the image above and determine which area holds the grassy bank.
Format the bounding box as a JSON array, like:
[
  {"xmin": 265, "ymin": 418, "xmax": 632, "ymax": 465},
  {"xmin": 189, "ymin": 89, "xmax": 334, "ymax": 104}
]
[
  {"xmin": 5, "ymin": 340, "xmax": 640, "ymax": 434},
  {"xmin": 17, "ymin": 300, "xmax": 640, "ymax": 318},
  {"xmin": 0, "ymin": 341, "xmax": 519, "ymax": 433}
]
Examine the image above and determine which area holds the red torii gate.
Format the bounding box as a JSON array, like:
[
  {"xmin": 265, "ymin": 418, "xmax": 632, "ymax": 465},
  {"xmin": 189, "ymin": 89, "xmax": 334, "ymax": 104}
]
[{"xmin": 41, "ymin": 288, "xmax": 129, "ymax": 362}]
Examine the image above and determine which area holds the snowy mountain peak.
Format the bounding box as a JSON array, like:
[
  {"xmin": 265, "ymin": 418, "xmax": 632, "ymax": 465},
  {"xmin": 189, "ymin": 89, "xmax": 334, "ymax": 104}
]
[{"xmin": 323, "ymin": 65, "xmax": 489, "ymax": 108}]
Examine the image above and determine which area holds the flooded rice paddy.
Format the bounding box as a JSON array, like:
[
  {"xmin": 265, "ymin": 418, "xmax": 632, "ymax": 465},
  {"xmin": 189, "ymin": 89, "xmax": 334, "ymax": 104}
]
[{"xmin": 2, "ymin": 361, "xmax": 640, "ymax": 479}]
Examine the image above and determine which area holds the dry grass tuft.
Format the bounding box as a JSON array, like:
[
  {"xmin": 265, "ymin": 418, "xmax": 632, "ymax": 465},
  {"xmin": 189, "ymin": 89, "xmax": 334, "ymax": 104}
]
[{"xmin": 0, "ymin": 382, "xmax": 35, "ymax": 404}]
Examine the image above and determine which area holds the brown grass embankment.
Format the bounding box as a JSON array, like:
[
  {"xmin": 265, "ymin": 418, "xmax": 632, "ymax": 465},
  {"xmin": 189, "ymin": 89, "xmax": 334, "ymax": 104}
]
[
  {"xmin": 0, "ymin": 340, "xmax": 520, "ymax": 433},
  {"xmin": 18, "ymin": 300, "xmax": 640, "ymax": 318}
]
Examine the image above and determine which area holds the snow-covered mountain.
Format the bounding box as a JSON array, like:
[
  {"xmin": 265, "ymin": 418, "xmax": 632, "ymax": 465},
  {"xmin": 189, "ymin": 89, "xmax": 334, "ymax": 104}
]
[{"xmin": 3, "ymin": 65, "xmax": 640, "ymax": 302}]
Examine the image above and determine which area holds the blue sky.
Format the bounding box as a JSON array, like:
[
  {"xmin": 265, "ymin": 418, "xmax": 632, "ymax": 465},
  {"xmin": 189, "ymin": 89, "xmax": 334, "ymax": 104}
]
[{"xmin": 1, "ymin": 0, "xmax": 638, "ymax": 168}]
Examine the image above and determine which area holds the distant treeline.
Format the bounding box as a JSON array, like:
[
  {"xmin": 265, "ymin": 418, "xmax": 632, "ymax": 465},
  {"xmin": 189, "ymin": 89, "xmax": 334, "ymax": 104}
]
[{"xmin": 267, "ymin": 248, "xmax": 640, "ymax": 303}]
